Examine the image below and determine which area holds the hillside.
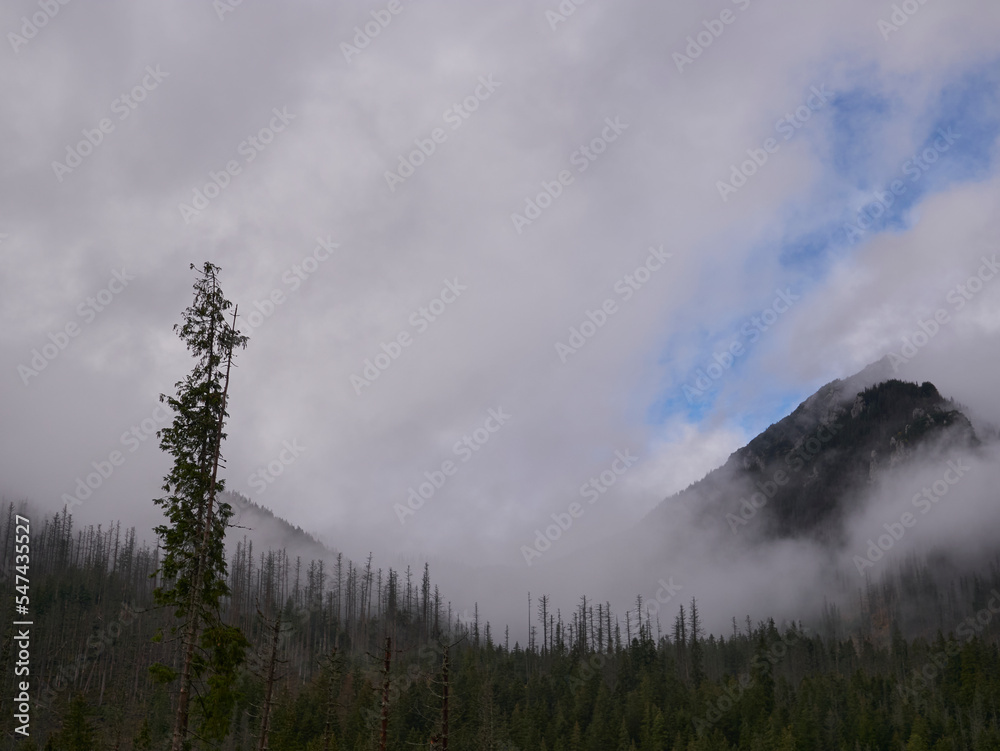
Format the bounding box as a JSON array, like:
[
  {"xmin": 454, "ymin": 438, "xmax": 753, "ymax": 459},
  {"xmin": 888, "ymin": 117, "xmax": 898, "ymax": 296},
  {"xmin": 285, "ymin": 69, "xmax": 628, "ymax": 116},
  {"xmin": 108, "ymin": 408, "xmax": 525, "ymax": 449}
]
[{"xmin": 648, "ymin": 377, "xmax": 981, "ymax": 543}]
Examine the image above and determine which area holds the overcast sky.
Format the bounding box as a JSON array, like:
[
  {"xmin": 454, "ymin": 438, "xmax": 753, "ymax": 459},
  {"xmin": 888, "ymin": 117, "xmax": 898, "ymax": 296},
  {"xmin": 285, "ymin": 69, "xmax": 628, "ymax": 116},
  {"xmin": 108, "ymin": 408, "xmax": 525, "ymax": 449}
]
[{"xmin": 2, "ymin": 0, "xmax": 1000, "ymax": 617}]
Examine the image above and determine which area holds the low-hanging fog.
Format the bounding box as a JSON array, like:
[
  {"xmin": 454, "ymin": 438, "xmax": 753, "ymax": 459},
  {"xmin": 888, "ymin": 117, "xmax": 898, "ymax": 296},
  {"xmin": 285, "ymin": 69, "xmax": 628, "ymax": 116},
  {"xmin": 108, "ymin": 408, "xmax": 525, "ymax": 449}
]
[{"xmin": 424, "ymin": 362, "xmax": 1000, "ymax": 643}]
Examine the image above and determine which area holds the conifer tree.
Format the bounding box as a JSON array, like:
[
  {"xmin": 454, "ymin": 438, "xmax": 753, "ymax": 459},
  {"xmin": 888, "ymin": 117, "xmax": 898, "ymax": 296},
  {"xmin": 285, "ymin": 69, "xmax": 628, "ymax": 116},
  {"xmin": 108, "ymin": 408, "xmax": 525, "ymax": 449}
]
[
  {"xmin": 55, "ymin": 694, "xmax": 96, "ymax": 751},
  {"xmin": 689, "ymin": 597, "xmax": 705, "ymax": 686},
  {"xmin": 150, "ymin": 262, "xmax": 249, "ymax": 750},
  {"xmin": 133, "ymin": 718, "xmax": 153, "ymax": 750}
]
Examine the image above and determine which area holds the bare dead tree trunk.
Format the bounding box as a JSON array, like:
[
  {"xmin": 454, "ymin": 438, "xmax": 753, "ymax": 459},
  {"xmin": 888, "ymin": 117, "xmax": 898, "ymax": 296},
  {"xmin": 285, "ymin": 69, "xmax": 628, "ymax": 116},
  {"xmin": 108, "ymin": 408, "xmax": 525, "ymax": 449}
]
[
  {"xmin": 256, "ymin": 606, "xmax": 282, "ymax": 751},
  {"xmin": 322, "ymin": 646, "xmax": 339, "ymax": 751},
  {"xmin": 379, "ymin": 636, "xmax": 392, "ymax": 751},
  {"xmin": 171, "ymin": 614, "xmax": 199, "ymax": 750},
  {"xmin": 441, "ymin": 646, "xmax": 449, "ymax": 751}
]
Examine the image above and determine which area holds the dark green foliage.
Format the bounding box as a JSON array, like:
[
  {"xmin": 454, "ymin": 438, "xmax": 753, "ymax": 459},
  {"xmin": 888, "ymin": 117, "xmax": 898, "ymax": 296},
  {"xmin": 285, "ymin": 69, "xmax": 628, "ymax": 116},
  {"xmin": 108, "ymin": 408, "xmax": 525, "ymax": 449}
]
[
  {"xmin": 133, "ymin": 718, "xmax": 153, "ymax": 750},
  {"xmin": 53, "ymin": 695, "xmax": 96, "ymax": 751},
  {"xmin": 195, "ymin": 623, "xmax": 251, "ymax": 742},
  {"xmin": 150, "ymin": 662, "xmax": 179, "ymax": 684},
  {"xmin": 151, "ymin": 262, "xmax": 249, "ymax": 748},
  {"xmin": 153, "ymin": 261, "xmax": 248, "ymax": 619}
]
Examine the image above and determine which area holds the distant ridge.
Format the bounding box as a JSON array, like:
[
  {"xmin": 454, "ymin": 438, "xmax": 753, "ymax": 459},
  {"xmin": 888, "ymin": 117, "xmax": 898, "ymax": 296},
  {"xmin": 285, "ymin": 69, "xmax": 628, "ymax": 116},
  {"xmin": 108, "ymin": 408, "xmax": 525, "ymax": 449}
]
[{"xmin": 648, "ymin": 363, "xmax": 980, "ymax": 540}]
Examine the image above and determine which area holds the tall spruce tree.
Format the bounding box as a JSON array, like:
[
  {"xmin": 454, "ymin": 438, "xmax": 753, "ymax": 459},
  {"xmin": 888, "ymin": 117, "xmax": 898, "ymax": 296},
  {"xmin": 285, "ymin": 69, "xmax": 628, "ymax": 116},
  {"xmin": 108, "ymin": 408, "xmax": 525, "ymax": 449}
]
[
  {"xmin": 689, "ymin": 597, "xmax": 705, "ymax": 687},
  {"xmin": 55, "ymin": 694, "xmax": 97, "ymax": 751},
  {"xmin": 150, "ymin": 262, "xmax": 249, "ymax": 750}
]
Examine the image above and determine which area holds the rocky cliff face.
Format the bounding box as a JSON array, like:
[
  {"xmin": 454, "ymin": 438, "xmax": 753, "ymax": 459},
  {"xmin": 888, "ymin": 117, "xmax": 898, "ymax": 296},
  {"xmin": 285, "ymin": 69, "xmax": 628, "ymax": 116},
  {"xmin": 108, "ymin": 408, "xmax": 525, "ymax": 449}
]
[{"xmin": 647, "ymin": 373, "xmax": 981, "ymax": 542}]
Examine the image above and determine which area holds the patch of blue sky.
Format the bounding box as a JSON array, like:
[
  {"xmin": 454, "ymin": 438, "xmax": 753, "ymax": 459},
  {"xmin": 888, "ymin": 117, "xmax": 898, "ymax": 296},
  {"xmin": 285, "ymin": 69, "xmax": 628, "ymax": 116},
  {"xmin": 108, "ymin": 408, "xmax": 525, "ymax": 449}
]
[
  {"xmin": 825, "ymin": 85, "xmax": 896, "ymax": 183},
  {"xmin": 648, "ymin": 309, "xmax": 772, "ymax": 426},
  {"xmin": 830, "ymin": 61, "xmax": 1000, "ymax": 246},
  {"xmin": 917, "ymin": 60, "xmax": 1000, "ymax": 186},
  {"xmin": 650, "ymin": 60, "xmax": 1000, "ymax": 430}
]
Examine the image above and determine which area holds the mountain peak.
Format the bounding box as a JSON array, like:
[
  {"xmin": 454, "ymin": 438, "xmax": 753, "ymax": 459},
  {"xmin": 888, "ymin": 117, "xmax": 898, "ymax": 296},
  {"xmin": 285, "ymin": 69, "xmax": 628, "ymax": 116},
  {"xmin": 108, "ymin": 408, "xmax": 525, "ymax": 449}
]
[
  {"xmin": 653, "ymin": 367, "xmax": 979, "ymax": 542},
  {"xmin": 732, "ymin": 377, "xmax": 975, "ymax": 539}
]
